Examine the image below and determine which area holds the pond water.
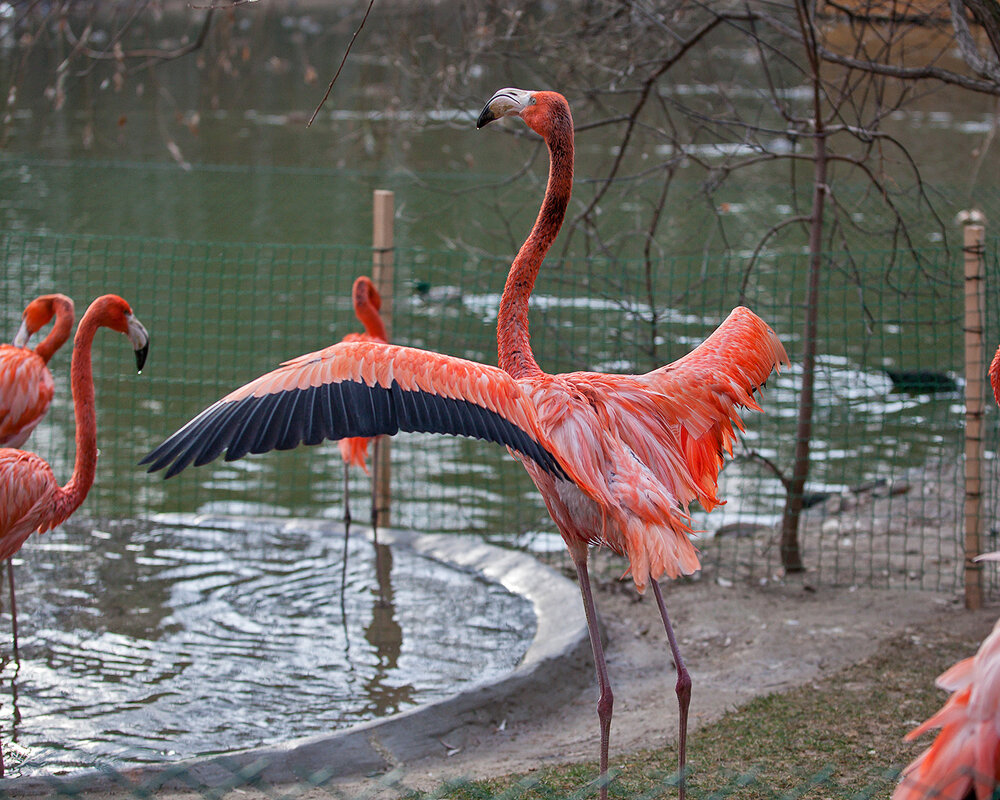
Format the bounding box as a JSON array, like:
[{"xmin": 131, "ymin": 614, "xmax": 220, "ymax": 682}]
[{"xmin": 0, "ymin": 515, "xmax": 534, "ymax": 776}]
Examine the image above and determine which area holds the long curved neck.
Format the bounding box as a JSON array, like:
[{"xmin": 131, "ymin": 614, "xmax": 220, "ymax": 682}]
[
  {"xmin": 497, "ymin": 120, "xmax": 574, "ymax": 378},
  {"xmin": 357, "ymin": 304, "xmax": 387, "ymax": 342},
  {"xmin": 35, "ymin": 299, "xmax": 73, "ymax": 364},
  {"xmin": 53, "ymin": 313, "xmax": 100, "ymax": 524}
]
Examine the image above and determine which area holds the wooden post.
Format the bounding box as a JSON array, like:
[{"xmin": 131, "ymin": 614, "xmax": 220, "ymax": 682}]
[
  {"xmin": 962, "ymin": 209, "xmax": 986, "ymax": 610},
  {"xmin": 372, "ymin": 190, "xmax": 394, "ymax": 528}
]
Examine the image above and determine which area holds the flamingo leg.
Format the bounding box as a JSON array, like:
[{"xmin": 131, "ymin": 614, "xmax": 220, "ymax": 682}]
[
  {"xmin": 573, "ymin": 553, "xmax": 613, "ymax": 800},
  {"xmin": 6, "ymin": 561, "xmax": 16, "ymax": 664},
  {"xmin": 651, "ymin": 579, "xmax": 690, "ymax": 800},
  {"xmin": 340, "ymin": 516, "xmax": 351, "ymax": 602},
  {"xmin": 370, "ymin": 438, "xmax": 388, "ymax": 607},
  {"xmin": 341, "ymin": 462, "xmax": 353, "ymax": 608},
  {"xmin": 342, "ymin": 462, "xmax": 352, "ymax": 524}
]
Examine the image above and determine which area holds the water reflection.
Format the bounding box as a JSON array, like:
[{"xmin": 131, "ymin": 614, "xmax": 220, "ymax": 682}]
[
  {"xmin": 0, "ymin": 516, "xmax": 533, "ymax": 777},
  {"xmin": 362, "ymin": 543, "xmax": 411, "ymax": 717}
]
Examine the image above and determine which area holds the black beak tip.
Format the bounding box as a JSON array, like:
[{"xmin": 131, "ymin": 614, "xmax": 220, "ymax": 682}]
[
  {"xmin": 476, "ymin": 106, "xmax": 495, "ymax": 129},
  {"xmin": 135, "ymin": 342, "xmax": 149, "ymax": 373}
]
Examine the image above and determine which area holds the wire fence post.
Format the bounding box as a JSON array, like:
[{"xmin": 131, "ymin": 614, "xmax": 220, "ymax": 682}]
[
  {"xmin": 372, "ymin": 189, "xmax": 394, "ymax": 528},
  {"xmin": 962, "ymin": 209, "xmax": 986, "ymax": 610}
]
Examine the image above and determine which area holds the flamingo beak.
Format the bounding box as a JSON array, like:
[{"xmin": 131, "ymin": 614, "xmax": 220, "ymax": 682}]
[
  {"xmin": 12, "ymin": 319, "xmax": 31, "ymax": 348},
  {"xmin": 477, "ymin": 87, "xmax": 533, "ymax": 129},
  {"xmin": 127, "ymin": 315, "xmax": 150, "ymax": 373}
]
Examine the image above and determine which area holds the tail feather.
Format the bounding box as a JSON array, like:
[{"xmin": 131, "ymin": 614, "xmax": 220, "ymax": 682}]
[
  {"xmin": 619, "ymin": 514, "xmax": 700, "ymax": 593},
  {"xmin": 338, "ymin": 436, "xmax": 371, "ymax": 472}
]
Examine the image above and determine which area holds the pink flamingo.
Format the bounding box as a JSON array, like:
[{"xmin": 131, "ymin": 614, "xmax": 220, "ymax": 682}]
[
  {"xmin": 891, "ymin": 344, "xmax": 1000, "ymax": 800},
  {"xmin": 0, "ymin": 294, "xmax": 75, "ymax": 449},
  {"xmin": 0, "ymin": 294, "xmax": 148, "ymax": 643},
  {"xmin": 337, "ymin": 275, "xmax": 388, "ymax": 526},
  {"xmin": 338, "ymin": 275, "xmax": 389, "ymax": 599},
  {"xmin": 0, "ymin": 293, "xmax": 75, "ymax": 655},
  {"xmin": 141, "ymin": 88, "xmax": 786, "ymax": 799}
]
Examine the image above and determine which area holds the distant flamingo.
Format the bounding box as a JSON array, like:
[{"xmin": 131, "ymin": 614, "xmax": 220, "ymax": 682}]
[
  {"xmin": 0, "ymin": 294, "xmax": 148, "ymax": 635},
  {"xmin": 891, "ymin": 344, "xmax": 1000, "ymax": 800},
  {"xmin": 338, "ymin": 276, "xmax": 389, "ymax": 599},
  {"xmin": 140, "ymin": 88, "xmax": 786, "ymax": 799},
  {"xmin": 0, "ymin": 293, "xmax": 75, "ymax": 655},
  {"xmin": 337, "ymin": 276, "xmax": 388, "ymax": 525},
  {"xmin": 0, "ymin": 294, "xmax": 75, "ymax": 449}
]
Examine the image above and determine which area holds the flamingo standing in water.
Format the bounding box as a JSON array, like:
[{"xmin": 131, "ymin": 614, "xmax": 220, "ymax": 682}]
[
  {"xmin": 891, "ymin": 344, "xmax": 1000, "ymax": 800},
  {"xmin": 0, "ymin": 294, "xmax": 147, "ymax": 776},
  {"xmin": 0, "ymin": 293, "xmax": 75, "ymax": 655},
  {"xmin": 337, "ymin": 276, "xmax": 389, "ymax": 597},
  {"xmin": 337, "ymin": 275, "xmax": 388, "ymax": 525},
  {"xmin": 141, "ymin": 88, "xmax": 786, "ymax": 799}
]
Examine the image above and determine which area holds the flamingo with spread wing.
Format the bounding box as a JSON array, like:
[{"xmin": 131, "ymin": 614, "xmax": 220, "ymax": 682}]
[{"xmin": 142, "ymin": 88, "xmax": 786, "ymax": 799}]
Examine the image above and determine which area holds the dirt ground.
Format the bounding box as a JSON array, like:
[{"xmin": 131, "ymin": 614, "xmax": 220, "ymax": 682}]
[{"xmin": 325, "ymin": 551, "xmax": 998, "ymax": 797}]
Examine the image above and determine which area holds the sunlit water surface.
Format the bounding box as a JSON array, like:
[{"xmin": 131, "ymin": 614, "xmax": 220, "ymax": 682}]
[{"xmin": 0, "ymin": 516, "xmax": 534, "ymax": 777}]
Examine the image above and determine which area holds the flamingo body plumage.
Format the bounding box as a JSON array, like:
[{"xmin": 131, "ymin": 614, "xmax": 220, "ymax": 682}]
[
  {"xmin": 142, "ymin": 88, "xmax": 786, "ymax": 799},
  {"xmin": 0, "ymin": 294, "xmax": 74, "ymax": 449}
]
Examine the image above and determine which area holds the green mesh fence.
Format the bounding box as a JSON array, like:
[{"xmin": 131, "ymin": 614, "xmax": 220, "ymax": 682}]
[
  {"xmin": 1, "ymin": 228, "xmax": 995, "ymax": 594},
  {"xmin": 0, "ymin": 760, "xmax": 900, "ymax": 800}
]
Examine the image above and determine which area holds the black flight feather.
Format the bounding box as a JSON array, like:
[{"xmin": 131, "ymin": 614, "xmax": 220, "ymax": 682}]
[{"xmin": 142, "ymin": 377, "xmax": 568, "ymax": 481}]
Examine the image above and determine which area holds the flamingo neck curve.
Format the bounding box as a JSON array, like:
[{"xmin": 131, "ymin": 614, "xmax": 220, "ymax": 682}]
[
  {"xmin": 356, "ymin": 301, "xmax": 387, "ymax": 342},
  {"xmin": 497, "ymin": 113, "xmax": 574, "ymax": 379},
  {"xmin": 53, "ymin": 309, "xmax": 101, "ymax": 525},
  {"xmin": 34, "ymin": 296, "xmax": 74, "ymax": 364}
]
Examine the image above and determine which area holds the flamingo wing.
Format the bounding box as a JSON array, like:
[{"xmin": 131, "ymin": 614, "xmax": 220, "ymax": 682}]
[
  {"xmin": 566, "ymin": 306, "xmax": 788, "ymax": 514},
  {"xmin": 141, "ymin": 340, "xmax": 568, "ymax": 481},
  {"xmin": 0, "ymin": 345, "xmax": 55, "ymax": 449}
]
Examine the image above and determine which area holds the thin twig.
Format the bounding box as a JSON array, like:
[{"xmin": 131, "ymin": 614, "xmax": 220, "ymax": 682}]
[{"xmin": 307, "ymin": 0, "xmax": 376, "ymax": 127}]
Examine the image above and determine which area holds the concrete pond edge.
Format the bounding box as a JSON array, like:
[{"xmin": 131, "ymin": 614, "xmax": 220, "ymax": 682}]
[{"xmin": 2, "ymin": 514, "xmax": 592, "ymax": 795}]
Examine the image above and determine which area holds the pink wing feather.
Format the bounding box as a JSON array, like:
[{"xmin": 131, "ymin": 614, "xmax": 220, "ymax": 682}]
[{"xmin": 515, "ymin": 306, "xmax": 786, "ymax": 590}]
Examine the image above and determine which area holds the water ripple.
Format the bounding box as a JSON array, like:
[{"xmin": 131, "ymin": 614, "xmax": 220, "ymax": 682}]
[{"xmin": 1, "ymin": 517, "xmax": 534, "ymax": 776}]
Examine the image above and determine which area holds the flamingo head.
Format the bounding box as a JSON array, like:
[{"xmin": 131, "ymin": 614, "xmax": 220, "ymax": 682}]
[
  {"xmin": 353, "ymin": 275, "xmax": 381, "ymax": 312},
  {"xmin": 15, "ymin": 293, "xmax": 74, "ymax": 348},
  {"xmin": 476, "ymin": 88, "xmax": 571, "ymax": 139},
  {"xmin": 88, "ymin": 294, "xmax": 150, "ymax": 373}
]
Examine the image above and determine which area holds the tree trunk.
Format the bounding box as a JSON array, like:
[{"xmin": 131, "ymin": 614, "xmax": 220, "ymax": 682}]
[{"xmin": 780, "ymin": 1, "xmax": 828, "ymax": 573}]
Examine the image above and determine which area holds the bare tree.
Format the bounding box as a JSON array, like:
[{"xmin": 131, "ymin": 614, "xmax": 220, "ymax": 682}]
[{"xmin": 412, "ymin": 0, "xmax": 1000, "ymax": 572}]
